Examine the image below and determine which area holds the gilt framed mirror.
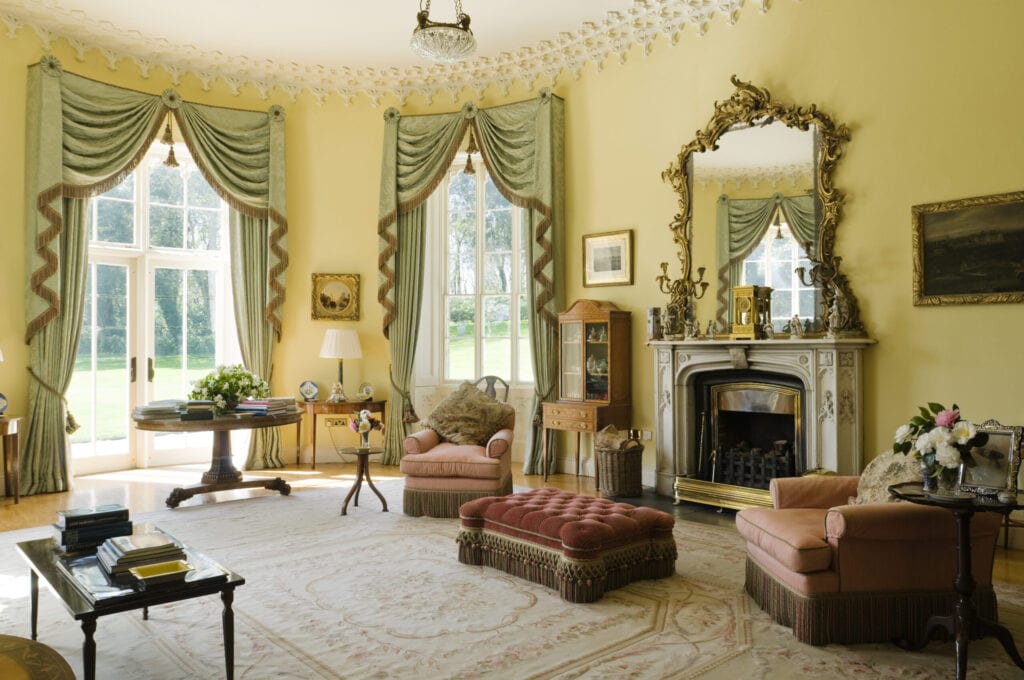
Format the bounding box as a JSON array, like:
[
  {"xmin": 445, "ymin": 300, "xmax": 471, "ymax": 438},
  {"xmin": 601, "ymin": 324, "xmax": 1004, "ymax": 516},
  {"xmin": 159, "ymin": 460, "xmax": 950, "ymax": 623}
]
[{"xmin": 660, "ymin": 76, "xmax": 866, "ymax": 337}]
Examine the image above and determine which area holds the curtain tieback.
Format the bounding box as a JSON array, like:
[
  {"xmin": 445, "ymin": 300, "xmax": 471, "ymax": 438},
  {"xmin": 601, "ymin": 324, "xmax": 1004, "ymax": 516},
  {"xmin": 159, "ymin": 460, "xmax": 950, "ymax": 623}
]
[
  {"xmin": 28, "ymin": 367, "xmax": 80, "ymax": 434},
  {"xmin": 389, "ymin": 369, "xmax": 420, "ymax": 424}
]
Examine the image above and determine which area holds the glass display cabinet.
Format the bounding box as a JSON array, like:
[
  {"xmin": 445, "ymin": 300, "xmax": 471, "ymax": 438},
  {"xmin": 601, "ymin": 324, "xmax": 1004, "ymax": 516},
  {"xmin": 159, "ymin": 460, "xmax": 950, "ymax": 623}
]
[{"xmin": 543, "ymin": 299, "xmax": 631, "ymax": 485}]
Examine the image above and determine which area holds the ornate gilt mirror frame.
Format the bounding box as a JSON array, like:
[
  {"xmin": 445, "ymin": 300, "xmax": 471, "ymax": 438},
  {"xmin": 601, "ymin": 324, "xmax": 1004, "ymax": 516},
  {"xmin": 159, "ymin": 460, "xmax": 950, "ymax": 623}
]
[{"xmin": 659, "ymin": 76, "xmax": 866, "ymax": 337}]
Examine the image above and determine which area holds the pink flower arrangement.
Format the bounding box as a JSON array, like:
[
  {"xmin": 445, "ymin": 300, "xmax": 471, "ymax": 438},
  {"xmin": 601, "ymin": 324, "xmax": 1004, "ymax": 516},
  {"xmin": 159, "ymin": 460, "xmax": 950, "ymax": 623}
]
[{"xmin": 894, "ymin": 402, "xmax": 988, "ymax": 477}]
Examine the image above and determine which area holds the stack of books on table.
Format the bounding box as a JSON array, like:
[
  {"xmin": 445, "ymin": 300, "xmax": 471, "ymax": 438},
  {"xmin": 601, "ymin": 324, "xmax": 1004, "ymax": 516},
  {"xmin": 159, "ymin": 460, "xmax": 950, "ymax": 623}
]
[
  {"xmin": 234, "ymin": 396, "xmax": 296, "ymax": 416},
  {"xmin": 96, "ymin": 529, "xmax": 187, "ymax": 577},
  {"xmin": 53, "ymin": 504, "xmax": 133, "ymax": 552},
  {"xmin": 131, "ymin": 399, "xmax": 185, "ymax": 420},
  {"xmin": 177, "ymin": 400, "xmax": 215, "ymax": 420}
]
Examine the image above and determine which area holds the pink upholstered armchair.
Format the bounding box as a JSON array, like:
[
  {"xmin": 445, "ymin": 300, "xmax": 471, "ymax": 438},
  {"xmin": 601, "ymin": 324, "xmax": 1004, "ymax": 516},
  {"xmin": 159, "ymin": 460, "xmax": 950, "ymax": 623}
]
[
  {"xmin": 736, "ymin": 472, "xmax": 1002, "ymax": 645},
  {"xmin": 400, "ymin": 379, "xmax": 515, "ymax": 518}
]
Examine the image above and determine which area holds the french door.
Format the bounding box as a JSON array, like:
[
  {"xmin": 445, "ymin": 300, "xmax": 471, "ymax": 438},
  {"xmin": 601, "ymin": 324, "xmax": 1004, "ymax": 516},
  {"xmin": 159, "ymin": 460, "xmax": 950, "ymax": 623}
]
[{"xmin": 68, "ymin": 145, "xmax": 239, "ymax": 475}]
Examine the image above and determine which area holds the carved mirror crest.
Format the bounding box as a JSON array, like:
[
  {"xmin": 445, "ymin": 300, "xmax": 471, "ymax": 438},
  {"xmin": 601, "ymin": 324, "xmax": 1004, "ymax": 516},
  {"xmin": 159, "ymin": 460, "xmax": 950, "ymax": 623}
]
[{"xmin": 659, "ymin": 76, "xmax": 865, "ymax": 338}]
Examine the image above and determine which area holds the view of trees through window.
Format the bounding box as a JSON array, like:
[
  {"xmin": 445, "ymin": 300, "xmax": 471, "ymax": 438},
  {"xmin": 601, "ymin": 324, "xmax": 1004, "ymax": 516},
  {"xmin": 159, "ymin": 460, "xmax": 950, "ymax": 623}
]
[
  {"xmin": 445, "ymin": 164, "xmax": 532, "ymax": 383},
  {"xmin": 740, "ymin": 213, "xmax": 817, "ymax": 327},
  {"xmin": 69, "ymin": 144, "xmax": 236, "ymax": 463}
]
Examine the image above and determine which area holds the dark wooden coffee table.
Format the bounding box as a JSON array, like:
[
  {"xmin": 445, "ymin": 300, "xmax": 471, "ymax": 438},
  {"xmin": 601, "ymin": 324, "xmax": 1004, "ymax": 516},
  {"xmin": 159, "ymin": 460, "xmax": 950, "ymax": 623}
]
[{"xmin": 16, "ymin": 535, "xmax": 244, "ymax": 680}]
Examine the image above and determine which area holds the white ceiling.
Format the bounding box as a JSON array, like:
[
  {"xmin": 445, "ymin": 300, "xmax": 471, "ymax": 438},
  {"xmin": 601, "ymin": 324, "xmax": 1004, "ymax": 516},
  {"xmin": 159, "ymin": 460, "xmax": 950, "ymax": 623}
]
[{"xmin": 0, "ymin": 0, "xmax": 773, "ymax": 102}]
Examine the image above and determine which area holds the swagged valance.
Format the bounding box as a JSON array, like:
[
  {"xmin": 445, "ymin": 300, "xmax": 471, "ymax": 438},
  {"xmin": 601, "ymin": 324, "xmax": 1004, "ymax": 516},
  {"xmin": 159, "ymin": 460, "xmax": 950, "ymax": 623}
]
[
  {"xmin": 25, "ymin": 56, "xmax": 288, "ymax": 342},
  {"xmin": 376, "ymin": 91, "xmax": 565, "ymax": 471},
  {"xmin": 714, "ymin": 192, "xmax": 817, "ymax": 324},
  {"xmin": 22, "ymin": 55, "xmax": 288, "ymax": 493}
]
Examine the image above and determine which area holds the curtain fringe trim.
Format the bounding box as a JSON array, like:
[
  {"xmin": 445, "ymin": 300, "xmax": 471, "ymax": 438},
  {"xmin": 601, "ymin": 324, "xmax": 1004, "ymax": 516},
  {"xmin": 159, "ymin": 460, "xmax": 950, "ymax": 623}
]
[{"xmin": 26, "ymin": 184, "xmax": 65, "ymax": 343}]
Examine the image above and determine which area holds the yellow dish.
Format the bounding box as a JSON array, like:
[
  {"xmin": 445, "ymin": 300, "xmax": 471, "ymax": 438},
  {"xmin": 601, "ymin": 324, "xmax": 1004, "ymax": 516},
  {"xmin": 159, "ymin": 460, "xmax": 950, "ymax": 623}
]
[{"xmin": 129, "ymin": 560, "xmax": 191, "ymax": 584}]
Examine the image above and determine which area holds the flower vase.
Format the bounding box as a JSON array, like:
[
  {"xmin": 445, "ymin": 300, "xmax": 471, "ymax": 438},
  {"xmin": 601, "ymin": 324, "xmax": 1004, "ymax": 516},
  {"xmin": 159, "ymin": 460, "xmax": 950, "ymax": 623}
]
[
  {"xmin": 359, "ymin": 431, "xmax": 370, "ymax": 450},
  {"xmin": 937, "ymin": 466, "xmax": 959, "ymax": 494},
  {"xmin": 920, "ymin": 462, "xmax": 938, "ymax": 493}
]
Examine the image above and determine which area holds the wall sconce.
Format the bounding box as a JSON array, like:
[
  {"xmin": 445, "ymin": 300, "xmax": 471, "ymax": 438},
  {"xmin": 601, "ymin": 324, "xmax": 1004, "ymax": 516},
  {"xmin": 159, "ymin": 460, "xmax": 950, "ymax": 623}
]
[{"xmin": 319, "ymin": 329, "xmax": 362, "ymax": 402}]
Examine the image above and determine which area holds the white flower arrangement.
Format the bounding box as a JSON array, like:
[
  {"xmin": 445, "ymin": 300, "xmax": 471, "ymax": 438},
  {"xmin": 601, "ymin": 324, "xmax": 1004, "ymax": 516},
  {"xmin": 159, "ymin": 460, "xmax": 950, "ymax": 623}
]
[
  {"xmin": 188, "ymin": 364, "xmax": 270, "ymax": 415},
  {"xmin": 894, "ymin": 402, "xmax": 987, "ymax": 483}
]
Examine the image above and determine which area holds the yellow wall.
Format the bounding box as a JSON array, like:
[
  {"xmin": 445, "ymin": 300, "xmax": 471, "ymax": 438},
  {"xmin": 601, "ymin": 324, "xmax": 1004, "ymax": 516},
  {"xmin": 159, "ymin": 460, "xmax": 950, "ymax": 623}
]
[{"xmin": 1, "ymin": 0, "xmax": 1022, "ymax": 469}]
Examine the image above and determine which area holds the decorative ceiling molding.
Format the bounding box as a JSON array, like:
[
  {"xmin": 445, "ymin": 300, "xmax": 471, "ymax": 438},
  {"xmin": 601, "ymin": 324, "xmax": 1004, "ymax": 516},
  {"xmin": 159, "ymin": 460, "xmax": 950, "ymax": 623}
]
[{"xmin": 0, "ymin": 0, "xmax": 772, "ymax": 105}]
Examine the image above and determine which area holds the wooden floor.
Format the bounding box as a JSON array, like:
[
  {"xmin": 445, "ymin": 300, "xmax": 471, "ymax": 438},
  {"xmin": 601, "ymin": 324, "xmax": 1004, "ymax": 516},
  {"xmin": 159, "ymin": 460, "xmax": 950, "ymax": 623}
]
[{"xmin": 2, "ymin": 460, "xmax": 1022, "ymax": 585}]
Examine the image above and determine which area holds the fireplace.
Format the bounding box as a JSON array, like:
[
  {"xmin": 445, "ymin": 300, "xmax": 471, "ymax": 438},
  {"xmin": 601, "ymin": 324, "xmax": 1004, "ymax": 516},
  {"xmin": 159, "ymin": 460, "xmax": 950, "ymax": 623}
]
[
  {"xmin": 694, "ymin": 371, "xmax": 804, "ymax": 490},
  {"xmin": 648, "ymin": 338, "xmax": 874, "ymax": 508}
]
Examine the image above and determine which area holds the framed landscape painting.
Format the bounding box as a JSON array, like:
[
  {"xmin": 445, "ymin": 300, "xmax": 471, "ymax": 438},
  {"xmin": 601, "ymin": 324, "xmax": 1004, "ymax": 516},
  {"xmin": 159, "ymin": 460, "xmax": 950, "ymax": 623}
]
[
  {"xmin": 583, "ymin": 229, "xmax": 633, "ymax": 287},
  {"xmin": 311, "ymin": 273, "xmax": 360, "ymax": 320},
  {"xmin": 912, "ymin": 190, "xmax": 1024, "ymax": 305}
]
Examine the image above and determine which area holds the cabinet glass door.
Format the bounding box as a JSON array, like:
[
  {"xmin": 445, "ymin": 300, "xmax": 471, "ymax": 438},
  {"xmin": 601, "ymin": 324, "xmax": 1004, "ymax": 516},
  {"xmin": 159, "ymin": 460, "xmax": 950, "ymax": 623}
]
[
  {"xmin": 585, "ymin": 322, "xmax": 609, "ymax": 401},
  {"xmin": 560, "ymin": 321, "xmax": 582, "ymax": 400}
]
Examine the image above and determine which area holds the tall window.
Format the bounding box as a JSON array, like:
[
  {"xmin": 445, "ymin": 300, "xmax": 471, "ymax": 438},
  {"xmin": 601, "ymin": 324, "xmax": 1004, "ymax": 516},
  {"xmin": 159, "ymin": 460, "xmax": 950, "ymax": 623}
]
[
  {"xmin": 740, "ymin": 211, "xmax": 817, "ymax": 326},
  {"xmin": 69, "ymin": 143, "xmax": 239, "ymax": 473},
  {"xmin": 443, "ymin": 160, "xmax": 532, "ymax": 383}
]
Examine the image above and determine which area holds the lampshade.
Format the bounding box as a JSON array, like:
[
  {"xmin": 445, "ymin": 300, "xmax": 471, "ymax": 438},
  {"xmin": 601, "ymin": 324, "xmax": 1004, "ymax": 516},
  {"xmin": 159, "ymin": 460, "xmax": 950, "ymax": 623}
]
[
  {"xmin": 319, "ymin": 329, "xmax": 362, "ymax": 360},
  {"xmin": 410, "ymin": 0, "xmax": 476, "ymax": 64}
]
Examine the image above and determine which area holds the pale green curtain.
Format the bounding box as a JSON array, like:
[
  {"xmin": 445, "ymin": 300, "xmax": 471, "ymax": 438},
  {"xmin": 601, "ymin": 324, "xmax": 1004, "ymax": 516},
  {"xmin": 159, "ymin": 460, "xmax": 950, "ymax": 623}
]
[
  {"xmin": 231, "ymin": 214, "xmax": 280, "ymax": 469},
  {"xmin": 23, "ymin": 57, "xmax": 288, "ymax": 493},
  {"xmin": 714, "ymin": 193, "xmax": 816, "ymax": 324},
  {"xmin": 376, "ymin": 92, "xmax": 564, "ymax": 469}
]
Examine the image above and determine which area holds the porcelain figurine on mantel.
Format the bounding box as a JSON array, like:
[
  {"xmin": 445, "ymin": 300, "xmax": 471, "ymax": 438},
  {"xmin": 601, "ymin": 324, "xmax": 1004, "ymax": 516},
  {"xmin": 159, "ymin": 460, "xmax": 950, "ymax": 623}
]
[{"xmin": 789, "ymin": 315, "xmax": 803, "ymax": 338}]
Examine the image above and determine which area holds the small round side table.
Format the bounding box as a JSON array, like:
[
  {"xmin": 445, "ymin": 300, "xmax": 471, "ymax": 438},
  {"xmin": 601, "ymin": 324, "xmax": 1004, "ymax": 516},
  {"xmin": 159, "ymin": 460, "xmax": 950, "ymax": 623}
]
[
  {"xmin": 0, "ymin": 633, "xmax": 75, "ymax": 679},
  {"xmin": 339, "ymin": 447, "xmax": 388, "ymax": 516}
]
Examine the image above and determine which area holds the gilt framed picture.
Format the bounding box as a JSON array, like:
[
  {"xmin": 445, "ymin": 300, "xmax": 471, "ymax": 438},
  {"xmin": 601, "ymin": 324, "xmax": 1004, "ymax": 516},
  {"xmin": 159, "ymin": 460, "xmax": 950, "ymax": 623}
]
[
  {"xmin": 583, "ymin": 229, "xmax": 633, "ymax": 287},
  {"xmin": 311, "ymin": 273, "xmax": 360, "ymax": 320},
  {"xmin": 958, "ymin": 419, "xmax": 1024, "ymax": 496},
  {"xmin": 912, "ymin": 190, "xmax": 1024, "ymax": 305}
]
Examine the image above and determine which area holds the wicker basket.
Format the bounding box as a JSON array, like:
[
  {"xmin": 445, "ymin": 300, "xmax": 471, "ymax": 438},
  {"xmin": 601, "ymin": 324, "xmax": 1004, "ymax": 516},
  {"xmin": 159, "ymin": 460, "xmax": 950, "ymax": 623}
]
[{"xmin": 596, "ymin": 441, "xmax": 644, "ymax": 497}]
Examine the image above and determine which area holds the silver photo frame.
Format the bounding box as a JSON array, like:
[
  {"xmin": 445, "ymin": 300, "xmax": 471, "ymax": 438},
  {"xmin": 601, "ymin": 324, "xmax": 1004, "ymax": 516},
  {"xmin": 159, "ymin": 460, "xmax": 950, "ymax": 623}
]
[{"xmin": 958, "ymin": 419, "xmax": 1023, "ymax": 496}]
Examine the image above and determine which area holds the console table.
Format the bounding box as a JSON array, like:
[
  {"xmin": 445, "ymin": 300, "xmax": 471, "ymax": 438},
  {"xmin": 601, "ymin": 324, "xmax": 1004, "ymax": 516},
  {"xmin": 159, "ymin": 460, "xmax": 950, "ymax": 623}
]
[
  {"xmin": 889, "ymin": 482, "xmax": 1024, "ymax": 679},
  {"xmin": 299, "ymin": 399, "xmax": 386, "ymax": 469},
  {"xmin": 133, "ymin": 410, "xmax": 302, "ymax": 508}
]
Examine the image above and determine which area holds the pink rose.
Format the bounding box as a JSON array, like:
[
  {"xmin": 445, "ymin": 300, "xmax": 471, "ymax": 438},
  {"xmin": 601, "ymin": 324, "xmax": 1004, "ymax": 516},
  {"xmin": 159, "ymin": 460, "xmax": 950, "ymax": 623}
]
[{"xmin": 935, "ymin": 409, "xmax": 959, "ymax": 428}]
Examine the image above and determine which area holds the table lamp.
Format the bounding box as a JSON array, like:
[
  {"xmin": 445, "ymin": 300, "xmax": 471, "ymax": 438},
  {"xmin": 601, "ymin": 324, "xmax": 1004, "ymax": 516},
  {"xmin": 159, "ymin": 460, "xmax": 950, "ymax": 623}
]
[{"xmin": 319, "ymin": 329, "xmax": 362, "ymax": 402}]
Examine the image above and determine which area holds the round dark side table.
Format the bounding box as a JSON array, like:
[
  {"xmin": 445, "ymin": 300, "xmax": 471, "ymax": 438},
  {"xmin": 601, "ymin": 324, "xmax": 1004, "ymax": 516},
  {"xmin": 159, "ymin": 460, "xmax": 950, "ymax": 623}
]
[{"xmin": 888, "ymin": 482, "xmax": 1024, "ymax": 679}]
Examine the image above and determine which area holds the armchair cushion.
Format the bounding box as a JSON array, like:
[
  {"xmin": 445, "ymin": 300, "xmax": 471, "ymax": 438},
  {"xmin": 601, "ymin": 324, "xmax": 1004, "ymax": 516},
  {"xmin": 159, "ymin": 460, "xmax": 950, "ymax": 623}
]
[
  {"xmin": 735, "ymin": 507, "xmax": 833, "ymax": 573},
  {"xmin": 423, "ymin": 381, "xmax": 515, "ymax": 446}
]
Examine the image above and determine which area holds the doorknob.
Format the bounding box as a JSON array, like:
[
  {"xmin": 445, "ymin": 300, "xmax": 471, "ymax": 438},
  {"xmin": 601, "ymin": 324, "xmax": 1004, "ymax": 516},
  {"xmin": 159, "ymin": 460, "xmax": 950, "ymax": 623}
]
[
  {"xmin": 147, "ymin": 357, "xmax": 155, "ymax": 382},
  {"xmin": 130, "ymin": 357, "xmax": 137, "ymax": 383}
]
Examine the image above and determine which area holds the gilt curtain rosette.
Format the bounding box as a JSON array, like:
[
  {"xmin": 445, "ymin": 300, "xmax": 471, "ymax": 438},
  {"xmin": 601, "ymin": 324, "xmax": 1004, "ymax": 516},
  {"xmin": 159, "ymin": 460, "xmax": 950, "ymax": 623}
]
[
  {"xmin": 22, "ymin": 56, "xmax": 288, "ymax": 492},
  {"xmin": 714, "ymin": 192, "xmax": 818, "ymax": 325},
  {"xmin": 376, "ymin": 92, "xmax": 564, "ymax": 470}
]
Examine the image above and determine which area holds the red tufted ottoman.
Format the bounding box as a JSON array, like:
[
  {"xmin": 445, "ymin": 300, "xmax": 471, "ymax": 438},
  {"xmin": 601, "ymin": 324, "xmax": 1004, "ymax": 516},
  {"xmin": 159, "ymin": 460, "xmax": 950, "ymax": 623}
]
[{"xmin": 457, "ymin": 488, "xmax": 677, "ymax": 602}]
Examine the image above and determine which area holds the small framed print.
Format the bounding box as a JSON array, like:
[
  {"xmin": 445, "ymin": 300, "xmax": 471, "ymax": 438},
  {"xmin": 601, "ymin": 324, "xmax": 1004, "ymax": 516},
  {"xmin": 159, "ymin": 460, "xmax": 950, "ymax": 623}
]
[
  {"xmin": 958, "ymin": 419, "xmax": 1024, "ymax": 496},
  {"xmin": 312, "ymin": 273, "xmax": 360, "ymax": 320},
  {"xmin": 583, "ymin": 229, "xmax": 633, "ymax": 287}
]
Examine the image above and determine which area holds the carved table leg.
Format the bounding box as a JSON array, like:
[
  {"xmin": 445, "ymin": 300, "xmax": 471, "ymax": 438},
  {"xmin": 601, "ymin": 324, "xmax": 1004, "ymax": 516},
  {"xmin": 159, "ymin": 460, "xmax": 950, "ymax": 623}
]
[
  {"xmin": 81, "ymin": 617, "xmax": 97, "ymax": 680},
  {"xmin": 362, "ymin": 458, "xmax": 389, "ymax": 513},
  {"xmin": 30, "ymin": 570, "xmax": 38, "ymax": 640},
  {"xmin": 222, "ymin": 587, "xmax": 235, "ymax": 680}
]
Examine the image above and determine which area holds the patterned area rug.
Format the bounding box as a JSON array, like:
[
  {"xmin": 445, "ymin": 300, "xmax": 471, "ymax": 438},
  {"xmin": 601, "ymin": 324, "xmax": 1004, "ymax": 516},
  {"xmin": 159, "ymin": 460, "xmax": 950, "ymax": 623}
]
[{"xmin": 1, "ymin": 482, "xmax": 1023, "ymax": 679}]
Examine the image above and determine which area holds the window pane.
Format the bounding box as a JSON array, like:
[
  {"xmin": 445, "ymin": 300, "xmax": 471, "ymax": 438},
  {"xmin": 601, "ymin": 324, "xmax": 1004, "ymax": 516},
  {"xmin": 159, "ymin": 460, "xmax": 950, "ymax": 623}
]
[
  {"xmin": 95, "ymin": 199, "xmax": 134, "ymax": 244},
  {"xmin": 188, "ymin": 208, "xmax": 221, "ymax": 251},
  {"xmin": 743, "ymin": 261, "xmax": 765, "ymax": 285},
  {"xmin": 187, "ymin": 271, "xmax": 216, "ymax": 369},
  {"xmin": 483, "ymin": 253, "xmax": 512, "ymax": 294},
  {"xmin": 188, "ymin": 170, "xmax": 221, "ymax": 208},
  {"xmin": 150, "ymin": 205, "xmax": 184, "ymax": 248},
  {"xmin": 154, "ymin": 268, "xmax": 184, "ymax": 368},
  {"xmin": 483, "ymin": 338, "xmax": 511, "ymax": 379},
  {"xmin": 105, "ymin": 174, "xmax": 134, "ymax": 200},
  {"xmin": 518, "ymin": 295, "xmax": 533, "ymax": 382},
  {"xmin": 446, "ymin": 296, "xmax": 475, "ymax": 380},
  {"xmin": 484, "ymin": 176, "xmax": 506, "ymax": 210},
  {"xmin": 484, "ymin": 208, "xmax": 512, "ymax": 251},
  {"xmin": 448, "ymin": 211, "xmax": 476, "ymax": 295},
  {"xmin": 773, "ymin": 294, "xmax": 792, "ymax": 320},
  {"xmin": 150, "ymin": 164, "xmax": 184, "ymax": 205},
  {"xmin": 771, "ymin": 260, "xmax": 793, "ymax": 289},
  {"xmin": 483, "ymin": 296, "xmax": 510, "ymax": 338},
  {"xmin": 798, "ymin": 289, "xmax": 817, "ymax": 318}
]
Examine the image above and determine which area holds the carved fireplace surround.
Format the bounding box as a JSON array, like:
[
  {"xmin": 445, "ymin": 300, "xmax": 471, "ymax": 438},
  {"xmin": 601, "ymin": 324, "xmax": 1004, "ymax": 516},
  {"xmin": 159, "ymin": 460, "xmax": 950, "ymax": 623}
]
[{"xmin": 649, "ymin": 338, "xmax": 875, "ymax": 507}]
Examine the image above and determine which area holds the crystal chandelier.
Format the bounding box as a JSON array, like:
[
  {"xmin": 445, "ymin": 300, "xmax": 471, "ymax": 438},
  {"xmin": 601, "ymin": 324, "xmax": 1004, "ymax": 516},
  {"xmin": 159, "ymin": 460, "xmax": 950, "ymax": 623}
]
[{"xmin": 410, "ymin": 0, "xmax": 476, "ymax": 64}]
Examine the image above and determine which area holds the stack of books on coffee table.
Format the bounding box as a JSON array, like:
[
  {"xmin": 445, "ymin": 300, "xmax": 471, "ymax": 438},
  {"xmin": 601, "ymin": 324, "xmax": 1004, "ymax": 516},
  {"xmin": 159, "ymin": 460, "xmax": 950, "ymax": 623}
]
[
  {"xmin": 96, "ymin": 529, "xmax": 187, "ymax": 577},
  {"xmin": 177, "ymin": 400, "xmax": 215, "ymax": 420},
  {"xmin": 53, "ymin": 504, "xmax": 133, "ymax": 552},
  {"xmin": 234, "ymin": 396, "xmax": 296, "ymax": 415}
]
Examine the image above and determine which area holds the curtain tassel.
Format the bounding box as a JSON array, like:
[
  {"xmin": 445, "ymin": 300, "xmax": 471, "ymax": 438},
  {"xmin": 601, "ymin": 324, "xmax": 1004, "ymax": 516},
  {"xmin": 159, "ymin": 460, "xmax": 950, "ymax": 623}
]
[
  {"xmin": 463, "ymin": 126, "xmax": 479, "ymax": 174},
  {"xmin": 162, "ymin": 115, "xmax": 179, "ymax": 167}
]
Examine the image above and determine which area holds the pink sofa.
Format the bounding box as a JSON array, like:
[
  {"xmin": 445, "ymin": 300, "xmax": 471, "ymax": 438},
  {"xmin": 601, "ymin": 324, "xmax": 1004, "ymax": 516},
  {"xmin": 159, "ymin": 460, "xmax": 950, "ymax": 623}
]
[
  {"xmin": 400, "ymin": 409, "xmax": 515, "ymax": 518},
  {"xmin": 735, "ymin": 475, "xmax": 1002, "ymax": 645}
]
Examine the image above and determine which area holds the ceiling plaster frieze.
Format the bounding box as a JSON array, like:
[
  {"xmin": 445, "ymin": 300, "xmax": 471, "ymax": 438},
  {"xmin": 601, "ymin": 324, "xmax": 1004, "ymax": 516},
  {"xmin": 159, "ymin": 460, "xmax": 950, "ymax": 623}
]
[{"xmin": 1, "ymin": 0, "xmax": 772, "ymax": 105}]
